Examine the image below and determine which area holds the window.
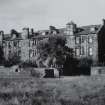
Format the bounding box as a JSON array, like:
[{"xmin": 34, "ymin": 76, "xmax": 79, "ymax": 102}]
[
  {"xmin": 42, "ymin": 32, "xmax": 46, "ymax": 35},
  {"xmin": 81, "ymin": 36, "xmax": 85, "ymax": 43},
  {"xmin": 3, "ymin": 41, "xmax": 6, "ymax": 47},
  {"xmin": 32, "ymin": 40, "xmax": 35, "ymax": 46},
  {"xmin": 75, "ymin": 37, "xmax": 80, "ymax": 44},
  {"xmin": 9, "ymin": 50, "xmax": 11, "ymax": 54},
  {"xmin": 70, "ymin": 31, "xmax": 73, "ymax": 35},
  {"xmin": 8, "ymin": 50, "xmax": 12, "ymax": 57},
  {"xmin": 75, "ymin": 48, "xmax": 80, "ymax": 56},
  {"xmin": 90, "ymin": 27, "xmax": 95, "ymax": 32},
  {"xmin": 29, "ymin": 49, "xmax": 37, "ymax": 57},
  {"xmin": 17, "ymin": 41, "xmax": 21, "ymax": 47},
  {"xmin": 81, "ymin": 47, "xmax": 85, "ymax": 55},
  {"xmin": 29, "ymin": 50, "xmax": 33, "ymax": 57},
  {"xmin": 34, "ymin": 40, "xmax": 37, "ymax": 45},
  {"xmin": 53, "ymin": 31, "xmax": 57, "ymax": 34},
  {"xmin": 14, "ymin": 41, "xmax": 17, "ymax": 47},
  {"xmin": 18, "ymin": 50, "xmax": 21, "ymax": 56},
  {"xmin": 34, "ymin": 50, "xmax": 37, "ymax": 56},
  {"xmin": 8, "ymin": 42, "xmax": 12, "ymax": 48},
  {"xmin": 66, "ymin": 30, "xmax": 70, "ymax": 35},
  {"xmin": 18, "ymin": 41, "xmax": 21, "ymax": 47},
  {"xmin": 32, "ymin": 40, "xmax": 37, "ymax": 46},
  {"xmin": 89, "ymin": 48, "xmax": 93, "ymax": 56},
  {"xmin": 29, "ymin": 40, "xmax": 33, "ymax": 47},
  {"xmin": 88, "ymin": 36, "xmax": 92, "ymax": 43}
]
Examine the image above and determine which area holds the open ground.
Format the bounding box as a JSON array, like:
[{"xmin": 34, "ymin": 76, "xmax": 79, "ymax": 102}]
[{"xmin": 0, "ymin": 75, "xmax": 105, "ymax": 105}]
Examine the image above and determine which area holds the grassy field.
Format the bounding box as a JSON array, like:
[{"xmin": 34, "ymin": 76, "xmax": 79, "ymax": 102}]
[{"xmin": 0, "ymin": 76, "xmax": 105, "ymax": 105}]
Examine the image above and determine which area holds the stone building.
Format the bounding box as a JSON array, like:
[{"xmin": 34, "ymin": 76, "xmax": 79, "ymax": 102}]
[{"xmin": 0, "ymin": 19, "xmax": 105, "ymax": 65}]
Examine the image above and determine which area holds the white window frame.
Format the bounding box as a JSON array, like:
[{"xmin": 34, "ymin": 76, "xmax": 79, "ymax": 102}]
[
  {"xmin": 75, "ymin": 48, "xmax": 80, "ymax": 56},
  {"xmin": 29, "ymin": 50, "xmax": 34, "ymax": 57},
  {"xmin": 76, "ymin": 37, "xmax": 80, "ymax": 44},
  {"xmin": 90, "ymin": 27, "xmax": 95, "ymax": 32},
  {"xmin": 88, "ymin": 36, "xmax": 93, "ymax": 43},
  {"xmin": 89, "ymin": 48, "xmax": 93, "ymax": 56}
]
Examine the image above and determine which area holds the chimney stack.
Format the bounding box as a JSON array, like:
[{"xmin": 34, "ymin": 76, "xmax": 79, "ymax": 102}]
[
  {"xmin": 22, "ymin": 28, "xmax": 29, "ymax": 39},
  {"xmin": 31, "ymin": 28, "xmax": 34, "ymax": 34},
  {"xmin": 0, "ymin": 31, "xmax": 4, "ymax": 44},
  {"xmin": 102, "ymin": 19, "xmax": 105, "ymax": 26}
]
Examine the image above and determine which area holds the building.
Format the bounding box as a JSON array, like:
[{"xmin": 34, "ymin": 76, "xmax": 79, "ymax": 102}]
[{"xmin": 0, "ymin": 19, "xmax": 105, "ymax": 65}]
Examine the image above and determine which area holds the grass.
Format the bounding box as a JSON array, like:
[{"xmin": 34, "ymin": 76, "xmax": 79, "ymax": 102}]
[{"xmin": 0, "ymin": 76, "xmax": 105, "ymax": 104}]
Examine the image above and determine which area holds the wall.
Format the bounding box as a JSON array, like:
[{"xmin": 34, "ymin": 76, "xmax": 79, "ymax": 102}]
[
  {"xmin": 91, "ymin": 66, "xmax": 105, "ymax": 75},
  {"xmin": 66, "ymin": 33, "xmax": 98, "ymax": 64}
]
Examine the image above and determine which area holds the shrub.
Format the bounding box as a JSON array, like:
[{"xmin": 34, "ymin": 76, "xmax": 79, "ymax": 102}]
[
  {"xmin": 21, "ymin": 61, "xmax": 37, "ymax": 68},
  {"xmin": 30, "ymin": 69, "xmax": 43, "ymax": 78},
  {"xmin": 4, "ymin": 54, "xmax": 20, "ymax": 67}
]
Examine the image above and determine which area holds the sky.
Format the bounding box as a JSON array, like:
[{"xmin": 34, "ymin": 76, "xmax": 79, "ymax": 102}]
[{"xmin": 0, "ymin": 0, "xmax": 105, "ymax": 33}]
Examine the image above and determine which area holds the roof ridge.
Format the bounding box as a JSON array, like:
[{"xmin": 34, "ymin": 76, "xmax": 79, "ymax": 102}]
[{"xmin": 80, "ymin": 24, "xmax": 101, "ymax": 28}]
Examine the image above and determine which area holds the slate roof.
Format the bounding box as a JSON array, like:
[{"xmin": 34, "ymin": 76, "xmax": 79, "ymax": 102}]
[
  {"xmin": 55, "ymin": 24, "xmax": 102, "ymax": 35},
  {"xmin": 2, "ymin": 24, "xmax": 102, "ymax": 41},
  {"xmin": 3, "ymin": 33, "xmax": 22, "ymax": 41},
  {"xmin": 75, "ymin": 25, "xmax": 101, "ymax": 35}
]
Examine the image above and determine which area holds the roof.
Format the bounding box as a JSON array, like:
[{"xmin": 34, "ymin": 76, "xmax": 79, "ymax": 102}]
[
  {"xmin": 31, "ymin": 33, "xmax": 65, "ymax": 39},
  {"xmin": 75, "ymin": 25, "xmax": 101, "ymax": 35},
  {"xmin": 3, "ymin": 33, "xmax": 23, "ymax": 41},
  {"xmin": 2, "ymin": 24, "xmax": 102, "ymax": 41}
]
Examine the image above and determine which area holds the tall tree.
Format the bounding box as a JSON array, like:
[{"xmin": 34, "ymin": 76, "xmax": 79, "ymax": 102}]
[{"xmin": 37, "ymin": 35, "xmax": 75, "ymax": 69}]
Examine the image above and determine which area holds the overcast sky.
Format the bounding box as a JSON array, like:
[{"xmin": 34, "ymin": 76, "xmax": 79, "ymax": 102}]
[{"xmin": 0, "ymin": 0, "xmax": 105, "ymax": 33}]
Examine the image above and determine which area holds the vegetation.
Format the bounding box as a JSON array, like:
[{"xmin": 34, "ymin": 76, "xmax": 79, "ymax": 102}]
[
  {"xmin": 0, "ymin": 76, "xmax": 105, "ymax": 105},
  {"xmin": 63, "ymin": 56, "xmax": 79, "ymax": 75},
  {"xmin": 0, "ymin": 45, "xmax": 4, "ymax": 65},
  {"xmin": 37, "ymin": 35, "xmax": 80, "ymax": 75},
  {"xmin": 20, "ymin": 60, "xmax": 37, "ymax": 68},
  {"xmin": 37, "ymin": 35, "xmax": 75, "ymax": 68},
  {"xmin": 4, "ymin": 53, "xmax": 21, "ymax": 67},
  {"xmin": 77, "ymin": 58, "xmax": 93, "ymax": 75}
]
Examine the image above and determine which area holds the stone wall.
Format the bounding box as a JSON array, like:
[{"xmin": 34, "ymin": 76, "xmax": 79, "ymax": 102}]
[{"xmin": 91, "ymin": 66, "xmax": 105, "ymax": 75}]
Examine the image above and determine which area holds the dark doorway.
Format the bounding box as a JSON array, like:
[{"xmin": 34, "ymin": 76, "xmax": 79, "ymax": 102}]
[
  {"xmin": 78, "ymin": 66, "xmax": 91, "ymax": 75},
  {"xmin": 44, "ymin": 69, "xmax": 54, "ymax": 78}
]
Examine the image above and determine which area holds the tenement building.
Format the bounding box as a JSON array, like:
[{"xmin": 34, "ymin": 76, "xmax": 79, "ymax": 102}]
[{"xmin": 0, "ymin": 19, "xmax": 105, "ymax": 65}]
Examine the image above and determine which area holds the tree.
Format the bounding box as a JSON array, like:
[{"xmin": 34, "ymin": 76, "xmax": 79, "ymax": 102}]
[
  {"xmin": 0, "ymin": 45, "xmax": 4, "ymax": 65},
  {"xmin": 4, "ymin": 52, "xmax": 21, "ymax": 67},
  {"xmin": 77, "ymin": 58, "xmax": 92, "ymax": 75},
  {"xmin": 37, "ymin": 35, "xmax": 75, "ymax": 71}
]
